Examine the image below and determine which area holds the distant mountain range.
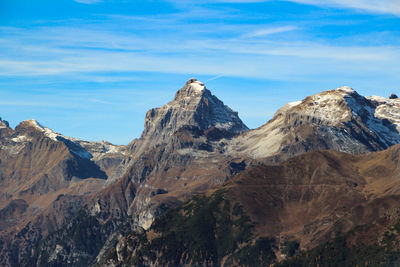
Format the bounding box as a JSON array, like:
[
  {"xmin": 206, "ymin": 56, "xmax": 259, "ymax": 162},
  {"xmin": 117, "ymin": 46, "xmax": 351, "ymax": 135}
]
[{"xmin": 1, "ymin": 79, "xmax": 400, "ymax": 266}]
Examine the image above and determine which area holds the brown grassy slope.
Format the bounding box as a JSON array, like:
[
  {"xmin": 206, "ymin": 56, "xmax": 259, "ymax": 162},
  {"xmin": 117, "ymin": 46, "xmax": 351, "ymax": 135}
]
[{"xmin": 222, "ymin": 144, "xmax": 400, "ymax": 251}]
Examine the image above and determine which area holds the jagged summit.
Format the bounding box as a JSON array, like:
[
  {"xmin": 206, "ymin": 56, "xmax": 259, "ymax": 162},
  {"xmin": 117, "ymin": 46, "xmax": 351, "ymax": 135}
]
[
  {"xmin": 176, "ymin": 78, "xmax": 206, "ymax": 96},
  {"xmin": 140, "ymin": 78, "xmax": 248, "ymax": 143},
  {"xmin": 0, "ymin": 117, "xmax": 10, "ymax": 129}
]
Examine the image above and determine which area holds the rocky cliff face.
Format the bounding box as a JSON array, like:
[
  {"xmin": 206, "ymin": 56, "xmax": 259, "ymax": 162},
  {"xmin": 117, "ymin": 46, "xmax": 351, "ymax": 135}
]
[
  {"xmin": 141, "ymin": 78, "xmax": 247, "ymax": 144},
  {"xmin": 108, "ymin": 78, "xmax": 248, "ymax": 182}
]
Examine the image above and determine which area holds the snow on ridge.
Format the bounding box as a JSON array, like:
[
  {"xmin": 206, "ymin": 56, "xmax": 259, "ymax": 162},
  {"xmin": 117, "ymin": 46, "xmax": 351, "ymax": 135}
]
[
  {"xmin": 298, "ymin": 91, "xmax": 351, "ymax": 124},
  {"xmin": 368, "ymin": 95, "xmax": 389, "ymax": 103},
  {"xmin": 369, "ymin": 96, "xmax": 400, "ymax": 134},
  {"xmin": 337, "ymin": 86, "xmax": 355, "ymax": 94},
  {"xmin": 22, "ymin": 119, "xmax": 124, "ymax": 158},
  {"xmin": 345, "ymin": 94, "xmax": 400, "ymax": 145},
  {"xmin": 25, "ymin": 119, "xmax": 46, "ymax": 131},
  {"xmin": 23, "ymin": 119, "xmax": 60, "ymax": 141},
  {"xmin": 276, "ymin": 101, "xmax": 302, "ymax": 114},
  {"xmin": 189, "ymin": 80, "xmax": 205, "ymax": 92},
  {"xmin": 287, "ymin": 101, "xmax": 302, "ymax": 107}
]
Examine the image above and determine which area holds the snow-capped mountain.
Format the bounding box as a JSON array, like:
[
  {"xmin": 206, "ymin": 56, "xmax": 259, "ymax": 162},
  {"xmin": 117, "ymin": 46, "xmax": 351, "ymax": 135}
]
[
  {"xmin": 107, "ymin": 78, "xmax": 248, "ymax": 183},
  {"xmin": 230, "ymin": 86, "xmax": 400, "ymax": 161},
  {"xmin": 133, "ymin": 78, "xmax": 247, "ymax": 153},
  {"xmin": 143, "ymin": 78, "xmax": 248, "ymax": 139}
]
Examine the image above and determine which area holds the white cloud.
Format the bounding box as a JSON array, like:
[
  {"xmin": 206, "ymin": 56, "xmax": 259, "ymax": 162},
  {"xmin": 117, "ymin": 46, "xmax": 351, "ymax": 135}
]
[
  {"xmin": 243, "ymin": 26, "xmax": 298, "ymax": 38},
  {"xmin": 288, "ymin": 0, "xmax": 400, "ymax": 16},
  {"xmin": 209, "ymin": 0, "xmax": 400, "ymax": 16}
]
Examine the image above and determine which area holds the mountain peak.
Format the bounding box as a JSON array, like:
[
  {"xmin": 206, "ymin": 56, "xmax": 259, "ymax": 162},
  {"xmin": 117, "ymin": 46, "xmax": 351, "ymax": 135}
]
[
  {"xmin": 336, "ymin": 86, "xmax": 356, "ymax": 94},
  {"xmin": 17, "ymin": 119, "xmax": 60, "ymax": 141},
  {"xmin": 140, "ymin": 79, "xmax": 248, "ymax": 143},
  {"xmin": 20, "ymin": 119, "xmax": 46, "ymax": 131},
  {"xmin": 233, "ymin": 86, "xmax": 400, "ymax": 160},
  {"xmin": 185, "ymin": 78, "xmax": 205, "ymax": 92},
  {"xmin": 174, "ymin": 78, "xmax": 207, "ymax": 100}
]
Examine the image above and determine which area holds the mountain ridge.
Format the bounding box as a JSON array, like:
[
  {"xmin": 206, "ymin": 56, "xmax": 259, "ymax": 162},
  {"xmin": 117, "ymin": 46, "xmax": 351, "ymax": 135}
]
[{"xmin": 229, "ymin": 86, "xmax": 400, "ymax": 161}]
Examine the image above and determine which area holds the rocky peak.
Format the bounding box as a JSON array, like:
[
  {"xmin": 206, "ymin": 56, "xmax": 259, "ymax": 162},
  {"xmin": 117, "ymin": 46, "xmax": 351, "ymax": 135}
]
[
  {"xmin": 16, "ymin": 119, "xmax": 59, "ymax": 139},
  {"xmin": 231, "ymin": 86, "xmax": 400, "ymax": 160},
  {"xmin": 17, "ymin": 119, "xmax": 43, "ymax": 129},
  {"xmin": 175, "ymin": 78, "xmax": 206, "ymax": 98},
  {"xmin": 140, "ymin": 78, "xmax": 248, "ymax": 143},
  {"xmin": 279, "ymin": 86, "xmax": 371, "ymax": 125},
  {"xmin": 0, "ymin": 117, "xmax": 10, "ymax": 129}
]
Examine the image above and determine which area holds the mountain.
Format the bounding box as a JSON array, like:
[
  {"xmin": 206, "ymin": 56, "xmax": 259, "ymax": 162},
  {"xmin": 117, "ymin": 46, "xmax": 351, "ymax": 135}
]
[
  {"xmin": 100, "ymin": 78, "xmax": 249, "ymax": 227},
  {"xmin": 107, "ymin": 78, "xmax": 248, "ymax": 183},
  {"xmin": 12, "ymin": 79, "xmax": 251, "ymax": 266},
  {"xmin": 0, "ymin": 79, "xmax": 250, "ymax": 266},
  {"xmin": 0, "ymin": 119, "xmax": 125, "ymax": 266},
  {"xmin": 2, "ymin": 80, "xmax": 400, "ymax": 266},
  {"xmin": 140, "ymin": 78, "xmax": 247, "ymax": 145},
  {"xmin": 230, "ymin": 86, "xmax": 400, "ymax": 161},
  {"xmin": 97, "ymin": 144, "xmax": 400, "ymax": 266}
]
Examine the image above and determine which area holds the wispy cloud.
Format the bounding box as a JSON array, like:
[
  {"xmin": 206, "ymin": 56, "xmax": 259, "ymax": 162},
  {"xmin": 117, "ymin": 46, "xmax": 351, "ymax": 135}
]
[
  {"xmin": 205, "ymin": 75, "xmax": 224, "ymax": 82},
  {"xmin": 289, "ymin": 0, "xmax": 400, "ymax": 16},
  {"xmin": 210, "ymin": 0, "xmax": 400, "ymax": 16},
  {"xmin": 243, "ymin": 26, "xmax": 298, "ymax": 38},
  {"xmin": 0, "ymin": 3, "xmax": 399, "ymax": 83}
]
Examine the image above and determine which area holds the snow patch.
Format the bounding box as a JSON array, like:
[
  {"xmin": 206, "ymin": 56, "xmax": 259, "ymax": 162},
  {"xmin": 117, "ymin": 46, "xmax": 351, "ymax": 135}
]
[
  {"xmin": 287, "ymin": 101, "xmax": 302, "ymax": 108},
  {"xmin": 337, "ymin": 86, "xmax": 355, "ymax": 94},
  {"xmin": 301, "ymin": 91, "xmax": 351, "ymax": 124},
  {"xmin": 369, "ymin": 95, "xmax": 388, "ymax": 103},
  {"xmin": 189, "ymin": 80, "xmax": 205, "ymax": 92},
  {"xmin": 23, "ymin": 119, "xmax": 61, "ymax": 141},
  {"xmin": 277, "ymin": 101, "xmax": 302, "ymax": 114},
  {"xmin": 71, "ymin": 149, "xmax": 92, "ymax": 159},
  {"xmin": 346, "ymin": 96, "xmax": 400, "ymax": 146},
  {"xmin": 11, "ymin": 135, "xmax": 31, "ymax": 143}
]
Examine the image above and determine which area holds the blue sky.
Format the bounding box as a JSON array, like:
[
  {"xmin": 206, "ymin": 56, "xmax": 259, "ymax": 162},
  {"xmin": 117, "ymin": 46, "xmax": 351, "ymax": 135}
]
[{"xmin": 1, "ymin": 0, "xmax": 400, "ymax": 144}]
